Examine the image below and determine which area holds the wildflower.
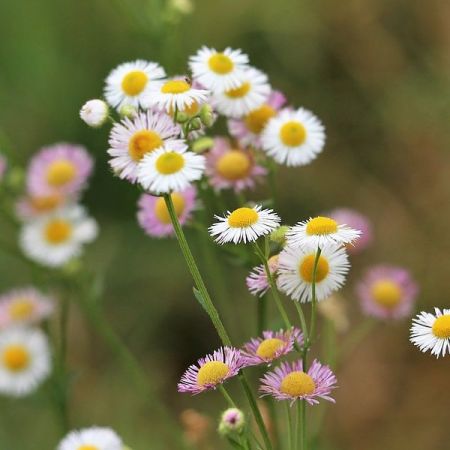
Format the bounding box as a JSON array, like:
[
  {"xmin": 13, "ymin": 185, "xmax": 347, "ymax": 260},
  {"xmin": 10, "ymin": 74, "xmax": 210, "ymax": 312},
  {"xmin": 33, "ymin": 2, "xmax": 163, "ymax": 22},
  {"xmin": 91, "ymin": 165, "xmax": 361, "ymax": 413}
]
[
  {"xmin": 57, "ymin": 427, "xmax": 123, "ymax": 450},
  {"xmin": 246, "ymin": 254, "xmax": 279, "ymax": 297},
  {"xmin": 80, "ymin": 99, "xmax": 109, "ymax": 128},
  {"xmin": 16, "ymin": 193, "xmax": 66, "ymax": 220},
  {"xmin": 218, "ymin": 408, "xmax": 245, "ymax": 435}
]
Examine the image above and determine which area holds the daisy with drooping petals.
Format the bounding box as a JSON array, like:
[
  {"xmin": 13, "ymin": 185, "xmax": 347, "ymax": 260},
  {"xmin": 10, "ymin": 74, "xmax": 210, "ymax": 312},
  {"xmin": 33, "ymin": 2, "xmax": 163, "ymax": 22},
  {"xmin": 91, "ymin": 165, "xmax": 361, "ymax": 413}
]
[
  {"xmin": 260, "ymin": 359, "xmax": 337, "ymax": 405},
  {"xmin": 277, "ymin": 243, "xmax": 349, "ymax": 303},
  {"xmin": 57, "ymin": 426, "xmax": 123, "ymax": 450},
  {"xmin": 137, "ymin": 186, "xmax": 197, "ymax": 238},
  {"xmin": 104, "ymin": 60, "xmax": 166, "ymax": 109},
  {"xmin": 15, "ymin": 193, "xmax": 67, "ymax": 221},
  {"xmin": 27, "ymin": 143, "xmax": 93, "ymax": 197},
  {"xmin": 261, "ymin": 108, "xmax": 325, "ymax": 166},
  {"xmin": 108, "ymin": 110, "xmax": 182, "ymax": 183},
  {"xmin": 246, "ymin": 254, "xmax": 279, "ymax": 297},
  {"xmin": 356, "ymin": 265, "xmax": 418, "ymax": 320},
  {"xmin": 286, "ymin": 216, "xmax": 361, "ymax": 250},
  {"xmin": 241, "ymin": 328, "xmax": 303, "ymax": 367},
  {"xmin": 137, "ymin": 143, "xmax": 205, "ymax": 194},
  {"xmin": 178, "ymin": 347, "xmax": 243, "ymax": 394},
  {"xmin": 212, "ymin": 67, "xmax": 271, "ymax": 118},
  {"xmin": 0, "ymin": 327, "xmax": 51, "ymax": 397},
  {"xmin": 189, "ymin": 46, "xmax": 249, "ymax": 91},
  {"xmin": 209, "ymin": 206, "xmax": 280, "ymax": 245},
  {"xmin": 205, "ymin": 137, "xmax": 266, "ymax": 192},
  {"xmin": 19, "ymin": 205, "xmax": 98, "ymax": 267}
]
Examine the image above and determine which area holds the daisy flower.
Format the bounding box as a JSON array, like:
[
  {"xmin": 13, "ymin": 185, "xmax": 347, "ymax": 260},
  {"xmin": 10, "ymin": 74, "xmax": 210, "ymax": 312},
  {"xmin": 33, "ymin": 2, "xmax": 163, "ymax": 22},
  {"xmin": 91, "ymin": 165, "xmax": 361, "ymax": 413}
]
[
  {"xmin": 212, "ymin": 67, "xmax": 271, "ymax": 118},
  {"xmin": 137, "ymin": 186, "xmax": 197, "ymax": 238},
  {"xmin": 205, "ymin": 137, "xmax": 266, "ymax": 192},
  {"xmin": 260, "ymin": 359, "xmax": 337, "ymax": 405},
  {"xmin": 241, "ymin": 328, "xmax": 303, "ymax": 366},
  {"xmin": 0, "ymin": 327, "xmax": 51, "ymax": 397},
  {"xmin": 19, "ymin": 205, "xmax": 98, "ymax": 268},
  {"xmin": 26, "ymin": 143, "xmax": 93, "ymax": 197},
  {"xmin": 15, "ymin": 193, "xmax": 67, "ymax": 221},
  {"xmin": 178, "ymin": 347, "xmax": 243, "ymax": 394},
  {"xmin": 261, "ymin": 108, "xmax": 325, "ymax": 166},
  {"xmin": 277, "ymin": 243, "xmax": 349, "ymax": 303},
  {"xmin": 356, "ymin": 265, "xmax": 418, "ymax": 320},
  {"xmin": 246, "ymin": 254, "xmax": 279, "ymax": 297},
  {"xmin": 286, "ymin": 216, "xmax": 361, "ymax": 249},
  {"xmin": 104, "ymin": 59, "xmax": 166, "ymax": 110},
  {"xmin": 189, "ymin": 46, "xmax": 249, "ymax": 91},
  {"xmin": 209, "ymin": 205, "xmax": 280, "ymax": 245},
  {"xmin": 108, "ymin": 110, "xmax": 182, "ymax": 183},
  {"xmin": 57, "ymin": 426, "xmax": 123, "ymax": 450},
  {"xmin": 410, "ymin": 308, "xmax": 450, "ymax": 358},
  {"xmin": 137, "ymin": 143, "xmax": 205, "ymax": 194},
  {"xmin": 80, "ymin": 99, "xmax": 109, "ymax": 128}
]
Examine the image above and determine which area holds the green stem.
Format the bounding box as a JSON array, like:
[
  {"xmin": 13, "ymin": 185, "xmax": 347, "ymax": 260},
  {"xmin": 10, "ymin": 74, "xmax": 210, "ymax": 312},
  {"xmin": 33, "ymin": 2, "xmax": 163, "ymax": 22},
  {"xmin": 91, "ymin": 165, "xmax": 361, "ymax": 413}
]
[
  {"xmin": 308, "ymin": 247, "xmax": 322, "ymax": 349},
  {"xmin": 57, "ymin": 294, "xmax": 70, "ymax": 432},
  {"xmin": 299, "ymin": 400, "xmax": 306, "ymax": 450},
  {"xmin": 257, "ymin": 295, "xmax": 267, "ymax": 335},
  {"xmin": 220, "ymin": 385, "xmax": 237, "ymax": 408},
  {"xmin": 286, "ymin": 403, "xmax": 293, "ymax": 450}
]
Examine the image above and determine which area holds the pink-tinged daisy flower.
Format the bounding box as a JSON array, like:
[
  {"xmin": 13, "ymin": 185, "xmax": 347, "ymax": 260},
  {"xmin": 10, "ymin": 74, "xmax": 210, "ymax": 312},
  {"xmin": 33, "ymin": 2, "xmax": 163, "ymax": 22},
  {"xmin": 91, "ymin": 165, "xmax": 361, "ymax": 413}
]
[
  {"xmin": 137, "ymin": 186, "xmax": 197, "ymax": 238},
  {"xmin": 241, "ymin": 328, "xmax": 303, "ymax": 366},
  {"xmin": 205, "ymin": 137, "xmax": 266, "ymax": 192},
  {"xmin": 228, "ymin": 90, "xmax": 286, "ymax": 147},
  {"xmin": 108, "ymin": 110, "xmax": 182, "ymax": 183},
  {"xmin": 0, "ymin": 288, "xmax": 54, "ymax": 329},
  {"xmin": 260, "ymin": 359, "xmax": 337, "ymax": 405},
  {"xmin": 246, "ymin": 254, "xmax": 279, "ymax": 297},
  {"xmin": 178, "ymin": 347, "xmax": 243, "ymax": 394},
  {"xmin": 26, "ymin": 143, "xmax": 93, "ymax": 197},
  {"xmin": 57, "ymin": 426, "xmax": 123, "ymax": 450},
  {"xmin": 15, "ymin": 193, "xmax": 67, "ymax": 221},
  {"xmin": 356, "ymin": 265, "xmax": 418, "ymax": 320}
]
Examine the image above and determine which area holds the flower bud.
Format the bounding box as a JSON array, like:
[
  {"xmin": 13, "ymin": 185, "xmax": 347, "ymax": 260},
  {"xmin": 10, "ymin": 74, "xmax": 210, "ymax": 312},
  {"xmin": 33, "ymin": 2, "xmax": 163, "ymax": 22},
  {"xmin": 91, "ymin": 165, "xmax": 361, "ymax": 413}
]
[
  {"xmin": 80, "ymin": 99, "xmax": 109, "ymax": 127},
  {"xmin": 175, "ymin": 111, "xmax": 190, "ymax": 123},
  {"xmin": 218, "ymin": 408, "xmax": 245, "ymax": 435},
  {"xmin": 189, "ymin": 117, "xmax": 202, "ymax": 131},
  {"xmin": 191, "ymin": 137, "xmax": 214, "ymax": 153},
  {"xmin": 119, "ymin": 104, "xmax": 137, "ymax": 119},
  {"xmin": 270, "ymin": 225, "xmax": 289, "ymax": 246},
  {"xmin": 199, "ymin": 104, "xmax": 215, "ymax": 127}
]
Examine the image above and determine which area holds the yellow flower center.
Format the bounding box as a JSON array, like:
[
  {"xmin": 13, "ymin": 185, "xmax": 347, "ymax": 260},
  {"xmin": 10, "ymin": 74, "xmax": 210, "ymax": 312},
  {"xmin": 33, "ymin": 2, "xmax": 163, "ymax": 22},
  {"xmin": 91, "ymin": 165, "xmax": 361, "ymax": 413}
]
[
  {"xmin": 299, "ymin": 255, "xmax": 329, "ymax": 283},
  {"xmin": 225, "ymin": 82, "xmax": 251, "ymax": 98},
  {"xmin": 155, "ymin": 152, "xmax": 185, "ymax": 175},
  {"xmin": 77, "ymin": 446, "xmax": 99, "ymax": 450},
  {"xmin": 9, "ymin": 299, "xmax": 35, "ymax": 320},
  {"xmin": 227, "ymin": 207, "xmax": 258, "ymax": 228},
  {"xmin": 306, "ymin": 217, "xmax": 338, "ymax": 236},
  {"xmin": 216, "ymin": 150, "xmax": 251, "ymax": 180},
  {"xmin": 244, "ymin": 105, "xmax": 276, "ymax": 134},
  {"xmin": 30, "ymin": 194, "xmax": 62, "ymax": 212},
  {"xmin": 432, "ymin": 315, "xmax": 450, "ymax": 339},
  {"xmin": 154, "ymin": 193, "xmax": 185, "ymax": 224},
  {"xmin": 121, "ymin": 70, "xmax": 148, "ymax": 96},
  {"xmin": 208, "ymin": 53, "xmax": 234, "ymax": 74},
  {"xmin": 279, "ymin": 121, "xmax": 306, "ymax": 147},
  {"xmin": 197, "ymin": 361, "xmax": 230, "ymax": 386},
  {"xmin": 161, "ymin": 80, "xmax": 191, "ymax": 94},
  {"xmin": 128, "ymin": 130, "xmax": 163, "ymax": 162},
  {"xmin": 44, "ymin": 219, "xmax": 73, "ymax": 244},
  {"xmin": 280, "ymin": 371, "xmax": 316, "ymax": 397},
  {"xmin": 256, "ymin": 338, "xmax": 285, "ymax": 360},
  {"xmin": 46, "ymin": 160, "xmax": 77, "ymax": 187},
  {"xmin": 2, "ymin": 344, "xmax": 30, "ymax": 372},
  {"xmin": 371, "ymin": 280, "xmax": 402, "ymax": 308}
]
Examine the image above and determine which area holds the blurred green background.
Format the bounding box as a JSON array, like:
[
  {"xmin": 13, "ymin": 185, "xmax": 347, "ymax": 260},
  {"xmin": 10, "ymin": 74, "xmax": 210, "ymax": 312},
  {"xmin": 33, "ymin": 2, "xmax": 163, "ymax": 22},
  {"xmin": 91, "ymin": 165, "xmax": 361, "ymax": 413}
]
[{"xmin": 0, "ymin": 0, "xmax": 449, "ymax": 449}]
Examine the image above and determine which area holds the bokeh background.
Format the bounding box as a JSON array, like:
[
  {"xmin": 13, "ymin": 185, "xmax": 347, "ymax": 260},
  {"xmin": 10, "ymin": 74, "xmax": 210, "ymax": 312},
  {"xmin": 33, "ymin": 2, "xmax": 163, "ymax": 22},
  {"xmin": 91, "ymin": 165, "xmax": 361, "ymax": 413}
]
[{"xmin": 0, "ymin": 0, "xmax": 449, "ymax": 449}]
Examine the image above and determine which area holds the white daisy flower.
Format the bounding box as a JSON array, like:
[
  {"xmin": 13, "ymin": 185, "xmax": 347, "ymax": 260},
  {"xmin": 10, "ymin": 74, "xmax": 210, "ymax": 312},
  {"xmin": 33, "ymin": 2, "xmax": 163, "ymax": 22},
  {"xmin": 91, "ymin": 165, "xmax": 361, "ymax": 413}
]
[
  {"xmin": 104, "ymin": 60, "xmax": 166, "ymax": 109},
  {"xmin": 137, "ymin": 143, "xmax": 205, "ymax": 194},
  {"xmin": 57, "ymin": 426, "xmax": 123, "ymax": 450},
  {"xmin": 261, "ymin": 108, "xmax": 326, "ymax": 166},
  {"xmin": 209, "ymin": 205, "xmax": 280, "ymax": 244},
  {"xmin": 19, "ymin": 205, "xmax": 98, "ymax": 268},
  {"xmin": 0, "ymin": 327, "xmax": 51, "ymax": 397},
  {"xmin": 286, "ymin": 216, "xmax": 361, "ymax": 249},
  {"xmin": 80, "ymin": 99, "xmax": 109, "ymax": 128},
  {"xmin": 189, "ymin": 46, "xmax": 249, "ymax": 91},
  {"xmin": 410, "ymin": 308, "xmax": 450, "ymax": 358},
  {"xmin": 277, "ymin": 244, "xmax": 350, "ymax": 303}
]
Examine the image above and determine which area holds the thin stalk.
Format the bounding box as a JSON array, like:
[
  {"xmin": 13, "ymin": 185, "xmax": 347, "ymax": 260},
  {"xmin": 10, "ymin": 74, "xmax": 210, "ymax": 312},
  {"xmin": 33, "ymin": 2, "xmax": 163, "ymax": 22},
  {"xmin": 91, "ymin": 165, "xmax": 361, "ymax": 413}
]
[
  {"xmin": 220, "ymin": 385, "xmax": 237, "ymax": 408},
  {"xmin": 285, "ymin": 403, "xmax": 293, "ymax": 450},
  {"xmin": 257, "ymin": 295, "xmax": 267, "ymax": 335},
  {"xmin": 299, "ymin": 400, "xmax": 306, "ymax": 450},
  {"xmin": 57, "ymin": 294, "xmax": 70, "ymax": 432}
]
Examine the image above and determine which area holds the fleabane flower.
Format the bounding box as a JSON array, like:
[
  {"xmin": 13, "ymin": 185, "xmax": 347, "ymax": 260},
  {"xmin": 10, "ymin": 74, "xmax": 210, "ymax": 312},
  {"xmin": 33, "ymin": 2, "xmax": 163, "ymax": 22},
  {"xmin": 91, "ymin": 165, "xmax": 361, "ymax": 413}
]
[
  {"xmin": 16, "ymin": 193, "xmax": 67, "ymax": 221},
  {"xmin": 26, "ymin": 143, "xmax": 93, "ymax": 197},
  {"xmin": 277, "ymin": 243, "xmax": 349, "ymax": 303},
  {"xmin": 356, "ymin": 265, "xmax": 418, "ymax": 320},
  {"xmin": 137, "ymin": 143, "xmax": 205, "ymax": 194},
  {"xmin": 80, "ymin": 99, "xmax": 109, "ymax": 127},
  {"xmin": 261, "ymin": 108, "xmax": 325, "ymax": 166},
  {"xmin": 0, "ymin": 327, "xmax": 51, "ymax": 397},
  {"xmin": 19, "ymin": 205, "xmax": 98, "ymax": 268},
  {"xmin": 104, "ymin": 60, "xmax": 166, "ymax": 109},
  {"xmin": 137, "ymin": 186, "xmax": 196, "ymax": 238},
  {"xmin": 241, "ymin": 328, "xmax": 303, "ymax": 366},
  {"xmin": 178, "ymin": 347, "xmax": 243, "ymax": 394},
  {"xmin": 246, "ymin": 254, "xmax": 279, "ymax": 297},
  {"xmin": 286, "ymin": 216, "xmax": 361, "ymax": 249},
  {"xmin": 189, "ymin": 46, "xmax": 249, "ymax": 91},
  {"xmin": 260, "ymin": 359, "xmax": 337, "ymax": 405},
  {"xmin": 205, "ymin": 137, "xmax": 266, "ymax": 192},
  {"xmin": 108, "ymin": 110, "xmax": 182, "ymax": 183},
  {"xmin": 410, "ymin": 308, "xmax": 450, "ymax": 358},
  {"xmin": 209, "ymin": 206, "xmax": 280, "ymax": 245},
  {"xmin": 57, "ymin": 426, "xmax": 123, "ymax": 450}
]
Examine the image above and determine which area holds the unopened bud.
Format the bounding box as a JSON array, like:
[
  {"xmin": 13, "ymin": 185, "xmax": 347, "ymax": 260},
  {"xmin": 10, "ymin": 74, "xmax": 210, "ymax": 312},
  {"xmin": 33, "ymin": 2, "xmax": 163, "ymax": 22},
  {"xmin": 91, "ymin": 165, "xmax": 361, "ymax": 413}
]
[
  {"xmin": 80, "ymin": 99, "xmax": 109, "ymax": 127},
  {"xmin": 199, "ymin": 104, "xmax": 215, "ymax": 127},
  {"xmin": 191, "ymin": 136, "xmax": 214, "ymax": 153},
  {"xmin": 270, "ymin": 225, "xmax": 289, "ymax": 246},
  {"xmin": 189, "ymin": 117, "xmax": 202, "ymax": 131},
  {"xmin": 119, "ymin": 104, "xmax": 137, "ymax": 119},
  {"xmin": 175, "ymin": 111, "xmax": 189, "ymax": 123},
  {"xmin": 218, "ymin": 408, "xmax": 245, "ymax": 435}
]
